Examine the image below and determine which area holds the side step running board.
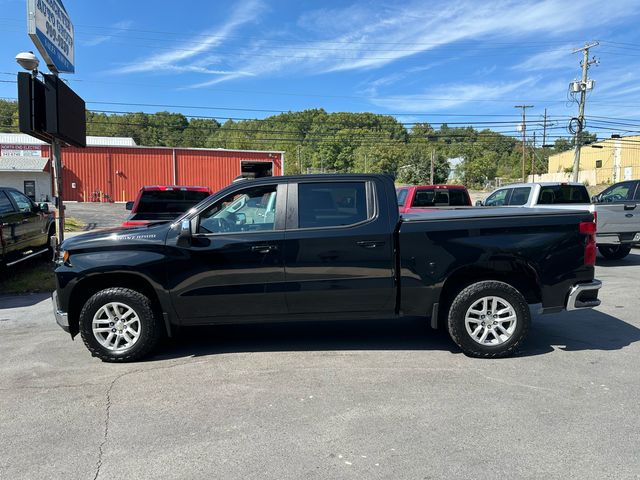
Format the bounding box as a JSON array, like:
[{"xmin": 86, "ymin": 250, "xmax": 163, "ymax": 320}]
[{"xmin": 6, "ymin": 248, "xmax": 49, "ymax": 267}]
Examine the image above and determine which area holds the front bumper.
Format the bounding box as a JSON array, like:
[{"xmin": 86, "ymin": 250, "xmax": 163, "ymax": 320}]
[
  {"xmin": 566, "ymin": 279, "xmax": 602, "ymax": 311},
  {"xmin": 52, "ymin": 291, "xmax": 70, "ymax": 333}
]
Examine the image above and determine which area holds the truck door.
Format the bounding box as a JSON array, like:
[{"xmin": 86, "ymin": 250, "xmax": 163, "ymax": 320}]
[
  {"xmin": 283, "ymin": 180, "xmax": 395, "ymax": 314},
  {"xmin": 6, "ymin": 190, "xmax": 44, "ymax": 250},
  {"xmin": 168, "ymin": 182, "xmax": 287, "ymax": 322},
  {"xmin": 0, "ymin": 190, "xmax": 19, "ymax": 257}
]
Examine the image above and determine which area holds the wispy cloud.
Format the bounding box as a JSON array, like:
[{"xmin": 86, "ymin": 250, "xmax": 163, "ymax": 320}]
[
  {"xmin": 513, "ymin": 44, "xmax": 575, "ymax": 72},
  {"xmin": 184, "ymin": 0, "xmax": 638, "ymax": 89},
  {"xmin": 115, "ymin": 0, "xmax": 264, "ymax": 75},
  {"xmin": 83, "ymin": 20, "xmax": 134, "ymax": 47},
  {"xmin": 369, "ymin": 77, "xmax": 538, "ymax": 111}
]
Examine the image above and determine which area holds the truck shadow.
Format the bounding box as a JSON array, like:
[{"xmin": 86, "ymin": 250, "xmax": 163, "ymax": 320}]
[
  {"xmin": 153, "ymin": 309, "xmax": 640, "ymax": 361},
  {"xmin": 596, "ymin": 252, "xmax": 640, "ymax": 267}
]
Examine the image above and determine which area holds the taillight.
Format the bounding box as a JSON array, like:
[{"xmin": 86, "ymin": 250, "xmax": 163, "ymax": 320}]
[
  {"xmin": 580, "ymin": 221, "xmax": 597, "ymax": 266},
  {"xmin": 122, "ymin": 220, "xmax": 150, "ymax": 228}
]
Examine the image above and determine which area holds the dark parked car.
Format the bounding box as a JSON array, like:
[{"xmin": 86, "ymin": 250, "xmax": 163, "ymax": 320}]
[
  {"xmin": 397, "ymin": 184, "xmax": 472, "ymax": 213},
  {"xmin": 123, "ymin": 185, "xmax": 213, "ymax": 227},
  {"xmin": 52, "ymin": 174, "xmax": 601, "ymax": 362},
  {"xmin": 0, "ymin": 187, "xmax": 55, "ymax": 267}
]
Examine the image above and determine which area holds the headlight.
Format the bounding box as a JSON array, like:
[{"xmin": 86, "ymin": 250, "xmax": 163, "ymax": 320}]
[{"xmin": 56, "ymin": 250, "xmax": 70, "ymax": 265}]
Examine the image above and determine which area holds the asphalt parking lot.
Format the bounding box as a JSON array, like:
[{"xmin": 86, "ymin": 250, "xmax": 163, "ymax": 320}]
[
  {"xmin": 65, "ymin": 202, "xmax": 129, "ymax": 229},
  {"xmin": 1, "ymin": 253, "xmax": 640, "ymax": 479}
]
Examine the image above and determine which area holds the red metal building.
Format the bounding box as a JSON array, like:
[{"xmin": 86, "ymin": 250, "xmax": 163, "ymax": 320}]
[{"xmin": 40, "ymin": 144, "xmax": 284, "ymax": 202}]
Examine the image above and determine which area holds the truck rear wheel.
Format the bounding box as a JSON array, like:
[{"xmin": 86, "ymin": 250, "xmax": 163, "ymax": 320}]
[
  {"xmin": 598, "ymin": 244, "xmax": 631, "ymax": 260},
  {"xmin": 79, "ymin": 287, "xmax": 161, "ymax": 362},
  {"xmin": 447, "ymin": 281, "xmax": 530, "ymax": 358}
]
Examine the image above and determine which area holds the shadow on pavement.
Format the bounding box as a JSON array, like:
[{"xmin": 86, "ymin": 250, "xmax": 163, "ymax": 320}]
[
  {"xmin": 596, "ymin": 252, "xmax": 640, "ymax": 268},
  {"xmin": 151, "ymin": 308, "xmax": 640, "ymax": 361},
  {"xmin": 0, "ymin": 292, "xmax": 50, "ymax": 309}
]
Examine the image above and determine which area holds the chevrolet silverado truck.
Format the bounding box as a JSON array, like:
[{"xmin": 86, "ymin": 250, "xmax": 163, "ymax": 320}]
[
  {"xmin": 52, "ymin": 174, "xmax": 602, "ymax": 362},
  {"xmin": 478, "ymin": 182, "xmax": 640, "ymax": 259}
]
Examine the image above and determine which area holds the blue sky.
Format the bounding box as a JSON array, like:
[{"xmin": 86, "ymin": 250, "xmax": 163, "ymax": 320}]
[{"xmin": 2, "ymin": 0, "xmax": 640, "ymax": 141}]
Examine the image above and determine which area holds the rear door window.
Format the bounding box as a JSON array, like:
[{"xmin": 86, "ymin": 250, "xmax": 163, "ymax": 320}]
[
  {"xmin": 298, "ymin": 182, "xmax": 369, "ymax": 228},
  {"xmin": 0, "ymin": 191, "xmax": 15, "ymax": 214},
  {"xmin": 537, "ymin": 185, "xmax": 590, "ymax": 204},
  {"xmin": 136, "ymin": 189, "xmax": 210, "ymax": 214},
  {"xmin": 508, "ymin": 187, "xmax": 531, "ymax": 206},
  {"xmin": 484, "ymin": 189, "xmax": 511, "ymax": 206},
  {"xmin": 599, "ymin": 182, "xmax": 634, "ymax": 203}
]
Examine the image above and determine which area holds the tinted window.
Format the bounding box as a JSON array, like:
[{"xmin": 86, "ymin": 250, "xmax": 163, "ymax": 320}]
[
  {"xmin": 199, "ymin": 185, "xmax": 277, "ymax": 234},
  {"xmin": 537, "ymin": 185, "xmax": 590, "ymax": 204},
  {"xmin": 298, "ymin": 182, "xmax": 368, "ymax": 228},
  {"xmin": 412, "ymin": 189, "xmax": 436, "ymax": 207},
  {"xmin": 396, "ymin": 188, "xmax": 409, "ymax": 207},
  {"xmin": 508, "ymin": 187, "xmax": 531, "ymax": 206},
  {"xmin": 136, "ymin": 189, "xmax": 210, "ymax": 214},
  {"xmin": 484, "ymin": 189, "xmax": 511, "ymax": 206},
  {"xmin": 599, "ymin": 182, "xmax": 634, "ymax": 203},
  {"xmin": 449, "ymin": 189, "xmax": 469, "ymax": 206},
  {"xmin": 0, "ymin": 191, "xmax": 15, "ymax": 214},
  {"xmin": 7, "ymin": 190, "xmax": 33, "ymax": 213}
]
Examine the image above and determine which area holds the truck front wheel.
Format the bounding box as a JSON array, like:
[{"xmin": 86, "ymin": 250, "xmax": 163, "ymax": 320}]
[
  {"xmin": 447, "ymin": 281, "xmax": 530, "ymax": 358},
  {"xmin": 598, "ymin": 244, "xmax": 631, "ymax": 260},
  {"xmin": 79, "ymin": 287, "xmax": 161, "ymax": 362}
]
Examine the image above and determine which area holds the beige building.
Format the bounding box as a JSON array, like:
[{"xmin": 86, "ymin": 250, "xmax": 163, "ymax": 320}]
[{"xmin": 546, "ymin": 136, "xmax": 640, "ymax": 185}]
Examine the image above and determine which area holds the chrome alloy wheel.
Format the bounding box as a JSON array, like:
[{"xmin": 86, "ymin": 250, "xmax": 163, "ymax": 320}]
[
  {"xmin": 464, "ymin": 296, "xmax": 517, "ymax": 346},
  {"xmin": 92, "ymin": 302, "xmax": 141, "ymax": 351}
]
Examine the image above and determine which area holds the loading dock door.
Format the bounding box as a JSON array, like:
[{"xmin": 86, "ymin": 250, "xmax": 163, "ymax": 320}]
[{"xmin": 241, "ymin": 161, "xmax": 273, "ymax": 179}]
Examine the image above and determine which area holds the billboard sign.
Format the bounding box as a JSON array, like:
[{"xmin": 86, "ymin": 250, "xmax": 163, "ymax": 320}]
[{"xmin": 27, "ymin": 0, "xmax": 74, "ymax": 73}]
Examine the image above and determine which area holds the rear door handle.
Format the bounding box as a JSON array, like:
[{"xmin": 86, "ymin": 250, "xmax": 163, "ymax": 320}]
[
  {"xmin": 251, "ymin": 245, "xmax": 278, "ymax": 254},
  {"xmin": 356, "ymin": 240, "xmax": 385, "ymax": 249}
]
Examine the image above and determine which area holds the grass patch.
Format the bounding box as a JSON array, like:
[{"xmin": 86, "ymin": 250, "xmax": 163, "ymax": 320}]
[
  {"xmin": 0, "ymin": 258, "xmax": 55, "ymax": 294},
  {"xmin": 64, "ymin": 216, "xmax": 85, "ymax": 232}
]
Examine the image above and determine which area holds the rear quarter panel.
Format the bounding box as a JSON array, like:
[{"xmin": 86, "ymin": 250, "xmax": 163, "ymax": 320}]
[{"xmin": 398, "ymin": 211, "xmax": 595, "ymax": 315}]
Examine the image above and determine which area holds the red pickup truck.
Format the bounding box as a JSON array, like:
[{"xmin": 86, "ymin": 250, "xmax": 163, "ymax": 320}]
[{"xmin": 396, "ymin": 185, "xmax": 472, "ymax": 213}]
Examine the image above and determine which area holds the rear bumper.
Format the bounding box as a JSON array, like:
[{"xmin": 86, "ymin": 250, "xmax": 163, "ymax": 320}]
[
  {"xmin": 596, "ymin": 232, "xmax": 640, "ymax": 245},
  {"xmin": 52, "ymin": 291, "xmax": 70, "ymax": 333},
  {"xmin": 566, "ymin": 279, "xmax": 602, "ymax": 311}
]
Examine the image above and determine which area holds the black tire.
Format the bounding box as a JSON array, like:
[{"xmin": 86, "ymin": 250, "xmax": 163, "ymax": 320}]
[
  {"xmin": 79, "ymin": 287, "xmax": 161, "ymax": 362},
  {"xmin": 447, "ymin": 280, "xmax": 530, "ymax": 358},
  {"xmin": 598, "ymin": 244, "xmax": 631, "ymax": 260}
]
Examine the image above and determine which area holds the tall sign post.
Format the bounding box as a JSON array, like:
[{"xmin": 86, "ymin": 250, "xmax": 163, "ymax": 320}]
[{"xmin": 26, "ymin": 0, "xmax": 75, "ymax": 244}]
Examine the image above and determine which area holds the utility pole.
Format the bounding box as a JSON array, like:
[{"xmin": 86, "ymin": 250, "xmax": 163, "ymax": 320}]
[
  {"xmin": 297, "ymin": 144, "xmax": 301, "ymax": 174},
  {"xmin": 514, "ymin": 105, "xmax": 533, "ymax": 182},
  {"xmin": 542, "ymin": 108, "xmax": 548, "ymax": 148},
  {"xmin": 364, "ymin": 153, "xmax": 368, "ymax": 173},
  {"xmin": 50, "ymin": 71, "xmax": 64, "ymax": 244},
  {"xmin": 532, "ymin": 131, "xmax": 536, "ymax": 179},
  {"xmin": 570, "ymin": 42, "xmax": 599, "ymax": 182},
  {"xmin": 430, "ymin": 149, "xmax": 435, "ymax": 185}
]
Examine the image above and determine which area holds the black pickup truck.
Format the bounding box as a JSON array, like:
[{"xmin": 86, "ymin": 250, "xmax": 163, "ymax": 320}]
[
  {"xmin": 1, "ymin": 187, "xmax": 55, "ymax": 267},
  {"xmin": 52, "ymin": 174, "xmax": 601, "ymax": 362}
]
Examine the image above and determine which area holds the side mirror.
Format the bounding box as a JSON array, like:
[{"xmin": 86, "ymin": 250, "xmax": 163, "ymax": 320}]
[
  {"xmin": 475, "ymin": 200, "xmax": 483, "ymax": 206},
  {"xmin": 177, "ymin": 219, "xmax": 192, "ymax": 247},
  {"xmin": 591, "ymin": 195, "xmax": 600, "ymax": 203},
  {"xmin": 38, "ymin": 202, "xmax": 49, "ymax": 213},
  {"xmin": 125, "ymin": 201, "xmax": 134, "ymax": 211}
]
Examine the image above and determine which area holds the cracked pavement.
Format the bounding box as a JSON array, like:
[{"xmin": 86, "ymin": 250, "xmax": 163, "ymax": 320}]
[{"xmin": 1, "ymin": 252, "xmax": 640, "ymax": 479}]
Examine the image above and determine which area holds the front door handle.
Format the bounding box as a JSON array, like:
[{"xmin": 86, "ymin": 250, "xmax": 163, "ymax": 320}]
[
  {"xmin": 251, "ymin": 245, "xmax": 278, "ymax": 254},
  {"xmin": 356, "ymin": 240, "xmax": 385, "ymax": 249},
  {"xmin": 624, "ymin": 204, "xmax": 637, "ymax": 210}
]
